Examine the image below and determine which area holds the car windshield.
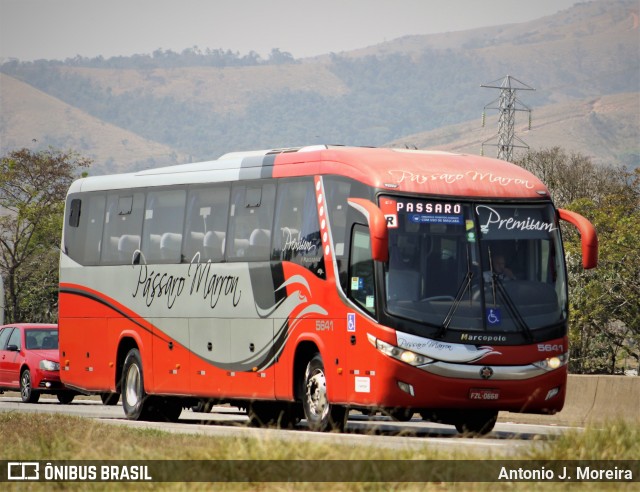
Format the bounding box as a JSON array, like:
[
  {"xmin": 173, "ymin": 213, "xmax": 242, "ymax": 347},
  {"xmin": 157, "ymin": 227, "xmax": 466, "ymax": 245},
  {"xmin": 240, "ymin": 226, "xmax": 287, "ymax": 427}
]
[
  {"xmin": 25, "ymin": 329, "xmax": 59, "ymax": 350},
  {"xmin": 381, "ymin": 197, "xmax": 567, "ymax": 334}
]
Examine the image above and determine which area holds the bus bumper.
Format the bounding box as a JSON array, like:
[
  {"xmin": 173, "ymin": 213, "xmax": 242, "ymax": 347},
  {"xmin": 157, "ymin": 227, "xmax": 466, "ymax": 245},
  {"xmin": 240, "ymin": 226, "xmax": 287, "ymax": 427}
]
[{"xmin": 352, "ymin": 358, "xmax": 567, "ymax": 415}]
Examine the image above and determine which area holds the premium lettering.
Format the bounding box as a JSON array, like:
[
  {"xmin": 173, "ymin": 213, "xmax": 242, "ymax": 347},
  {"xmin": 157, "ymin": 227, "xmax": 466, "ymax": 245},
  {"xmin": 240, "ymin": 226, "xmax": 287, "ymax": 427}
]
[{"xmin": 476, "ymin": 205, "xmax": 557, "ymax": 234}]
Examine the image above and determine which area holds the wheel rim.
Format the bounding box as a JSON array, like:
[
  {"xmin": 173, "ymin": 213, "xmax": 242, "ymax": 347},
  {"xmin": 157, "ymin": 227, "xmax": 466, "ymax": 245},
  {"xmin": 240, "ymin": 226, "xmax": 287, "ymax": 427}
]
[
  {"xmin": 21, "ymin": 371, "xmax": 31, "ymax": 400},
  {"xmin": 125, "ymin": 363, "xmax": 142, "ymax": 407},
  {"xmin": 306, "ymin": 367, "xmax": 328, "ymax": 421}
]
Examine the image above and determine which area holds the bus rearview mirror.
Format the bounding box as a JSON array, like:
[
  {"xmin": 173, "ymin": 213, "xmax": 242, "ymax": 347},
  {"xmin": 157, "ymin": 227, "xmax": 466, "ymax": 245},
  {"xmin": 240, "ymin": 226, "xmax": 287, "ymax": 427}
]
[{"xmin": 558, "ymin": 208, "xmax": 598, "ymax": 269}]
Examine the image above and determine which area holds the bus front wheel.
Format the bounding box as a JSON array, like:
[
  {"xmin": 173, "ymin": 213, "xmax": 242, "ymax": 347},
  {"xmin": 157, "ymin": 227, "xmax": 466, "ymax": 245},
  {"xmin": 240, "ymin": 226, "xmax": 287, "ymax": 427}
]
[
  {"xmin": 454, "ymin": 410, "xmax": 498, "ymax": 436},
  {"xmin": 302, "ymin": 354, "xmax": 346, "ymax": 432}
]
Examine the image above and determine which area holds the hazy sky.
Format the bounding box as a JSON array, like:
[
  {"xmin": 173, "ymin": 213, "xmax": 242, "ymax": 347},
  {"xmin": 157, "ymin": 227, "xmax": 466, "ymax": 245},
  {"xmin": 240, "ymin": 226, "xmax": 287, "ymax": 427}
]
[{"xmin": 1, "ymin": 0, "xmax": 581, "ymax": 61}]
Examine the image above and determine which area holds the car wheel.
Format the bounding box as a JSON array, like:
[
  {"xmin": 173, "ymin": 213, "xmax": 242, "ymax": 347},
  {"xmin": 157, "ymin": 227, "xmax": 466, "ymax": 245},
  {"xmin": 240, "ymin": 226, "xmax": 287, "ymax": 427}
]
[
  {"xmin": 20, "ymin": 369, "xmax": 40, "ymax": 403},
  {"xmin": 57, "ymin": 392, "xmax": 75, "ymax": 404},
  {"xmin": 302, "ymin": 354, "xmax": 346, "ymax": 432}
]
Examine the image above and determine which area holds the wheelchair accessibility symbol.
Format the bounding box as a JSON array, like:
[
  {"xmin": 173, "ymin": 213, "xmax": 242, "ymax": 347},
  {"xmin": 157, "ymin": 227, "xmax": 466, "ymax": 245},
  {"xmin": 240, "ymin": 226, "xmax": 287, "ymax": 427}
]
[
  {"xmin": 347, "ymin": 313, "xmax": 356, "ymax": 332},
  {"xmin": 486, "ymin": 308, "xmax": 501, "ymax": 326}
]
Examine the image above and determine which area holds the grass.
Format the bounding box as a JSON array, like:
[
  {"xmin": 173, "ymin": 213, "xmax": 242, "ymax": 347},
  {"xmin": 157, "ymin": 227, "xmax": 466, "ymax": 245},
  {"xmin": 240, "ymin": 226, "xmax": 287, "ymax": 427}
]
[
  {"xmin": 527, "ymin": 420, "xmax": 639, "ymax": 461},
  {"xmin": 0, "ymin": 412, "xmax": 637, "ymax": 491}
]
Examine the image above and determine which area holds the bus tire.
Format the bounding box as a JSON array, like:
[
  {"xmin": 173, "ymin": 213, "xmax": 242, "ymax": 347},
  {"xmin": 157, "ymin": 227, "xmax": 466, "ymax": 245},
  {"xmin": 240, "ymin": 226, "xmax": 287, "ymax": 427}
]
[
  {"xmin": 100, "ymin": 392, "xmax": 120, "ymax": 405},
  {"xmin": 454, "ymin": 410, "xmax": 498, "ymax": 436},
  {"xmin": 57, "ymin": 392, "xmax": 75, "ymax": 404},
  {"xmin": 388, "ymin": 408, "xmax": 414, "ymax": 422},
  {"xmin": 153, "ymin": 397, "xmax": 182, "ymax": 422},
  {"xmin": 121, "ymin": 348, "xmax": 152, "ymax": 420},
  {"xmin": 302, "ymin": 354, "xmax": 346, "ymax": 432},
  {"xmin": 192, "ymin": 399, "xmax": 213, "ymax": 413},
  {"xmin": 248, "ymin": 401, "xmax": 299, "ymax": 429}
]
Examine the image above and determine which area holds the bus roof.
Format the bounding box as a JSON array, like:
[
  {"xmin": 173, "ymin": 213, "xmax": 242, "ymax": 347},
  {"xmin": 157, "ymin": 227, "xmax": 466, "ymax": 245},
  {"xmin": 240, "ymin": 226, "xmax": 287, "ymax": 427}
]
[{"xmin": 69, "ymin": 146, "xmax": 550, "ymax": 200}]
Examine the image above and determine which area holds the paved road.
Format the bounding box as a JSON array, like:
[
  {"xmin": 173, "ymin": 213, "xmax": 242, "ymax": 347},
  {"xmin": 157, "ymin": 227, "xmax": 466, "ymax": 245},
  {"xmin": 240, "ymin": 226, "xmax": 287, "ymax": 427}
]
[{"xmin": 0, "ymin": 395, "xmax": 576, "ymax": 456}]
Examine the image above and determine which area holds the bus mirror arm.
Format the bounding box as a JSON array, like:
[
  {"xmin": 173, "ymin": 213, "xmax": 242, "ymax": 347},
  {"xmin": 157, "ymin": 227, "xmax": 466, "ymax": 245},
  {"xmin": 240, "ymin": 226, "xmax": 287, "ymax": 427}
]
[
  {"xmin": 558, "ymin": 208, "xmax": 598, "ymax": 269},
  {"xmin": 347, "ymin": 198, "xmax": 389, "ymax": 262}
]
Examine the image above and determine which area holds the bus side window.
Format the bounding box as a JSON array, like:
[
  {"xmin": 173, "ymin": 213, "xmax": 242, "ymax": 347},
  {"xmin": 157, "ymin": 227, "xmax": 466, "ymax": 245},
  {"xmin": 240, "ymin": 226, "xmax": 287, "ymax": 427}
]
[
  {"xmin": 272, "ymin": 179, "xmax": 325, "ymax": 278},
  {"xmin": 69, "ymin": 199, "xmax": 81, "ymax": 227},
  {"xmin": 101, "ymin": 193, "xmax": 144, "ymax": 264},
  {"xmin": 64, "ymin": 193, "xmax": 105, "ymax": 265},
  {"xmin": 141, "ymin": 189, "xmax": 186, "ymax": 264},
  {"xmin": 183, "ymin": 186, "xmax": 230, "ymax": 263},
  {"xmin": 228, "ymin": 182, "xmax": 275, "ymax": 262}
]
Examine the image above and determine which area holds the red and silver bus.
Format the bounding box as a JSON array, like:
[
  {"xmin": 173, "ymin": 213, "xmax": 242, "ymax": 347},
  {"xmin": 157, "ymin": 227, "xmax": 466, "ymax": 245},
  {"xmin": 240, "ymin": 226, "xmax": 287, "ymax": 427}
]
[{"xmin": 59, "ymin": 146, "xmax": 597, "ymax": 434}]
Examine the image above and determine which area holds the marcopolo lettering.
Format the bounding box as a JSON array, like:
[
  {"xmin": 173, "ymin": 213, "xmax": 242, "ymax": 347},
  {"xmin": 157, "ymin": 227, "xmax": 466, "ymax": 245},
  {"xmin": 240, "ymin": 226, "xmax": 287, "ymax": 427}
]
[{"xmin": 460, "ymin": 333, "xmax": 507, "ymax": 342}]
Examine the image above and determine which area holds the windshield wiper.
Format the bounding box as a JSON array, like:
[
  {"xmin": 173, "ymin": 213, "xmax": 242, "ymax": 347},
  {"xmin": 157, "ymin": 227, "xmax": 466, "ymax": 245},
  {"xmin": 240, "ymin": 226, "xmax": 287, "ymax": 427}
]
[
  {"xmin": 485, "ymin": 246, "xmax": 532, "ymax": 340},
  {"xmin": 437, "ymin": 244, "xmax": 474, "ymax": 338},
  {"xmin": 490, "ymin": 275, "xmax": 533, "ymax": 341}
]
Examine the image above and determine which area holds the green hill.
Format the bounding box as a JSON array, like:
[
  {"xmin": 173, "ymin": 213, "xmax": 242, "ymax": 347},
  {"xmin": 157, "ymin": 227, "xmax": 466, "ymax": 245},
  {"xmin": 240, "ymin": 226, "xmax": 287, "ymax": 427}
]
[{"xmin": 1, "ymin": 0, "xmax": 637, "ymax": 174}]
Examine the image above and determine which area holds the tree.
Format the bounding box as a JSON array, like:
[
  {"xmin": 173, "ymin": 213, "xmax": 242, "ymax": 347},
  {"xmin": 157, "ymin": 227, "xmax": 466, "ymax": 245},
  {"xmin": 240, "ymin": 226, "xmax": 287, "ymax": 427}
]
[
  {"xmin": 516, "ymin": 148, "xmax": 640, "ymax": 374},
  {"xmin": 0, "ymin": 147, "xmax": 90, "ymax": 323}
]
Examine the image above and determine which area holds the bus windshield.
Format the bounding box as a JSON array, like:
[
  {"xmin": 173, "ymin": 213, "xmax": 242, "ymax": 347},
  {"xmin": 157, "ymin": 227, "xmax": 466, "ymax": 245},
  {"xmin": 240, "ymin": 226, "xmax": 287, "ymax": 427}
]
[{"xmin": 381, "ymin": 197, "xmax": 567, "ymax": 334}]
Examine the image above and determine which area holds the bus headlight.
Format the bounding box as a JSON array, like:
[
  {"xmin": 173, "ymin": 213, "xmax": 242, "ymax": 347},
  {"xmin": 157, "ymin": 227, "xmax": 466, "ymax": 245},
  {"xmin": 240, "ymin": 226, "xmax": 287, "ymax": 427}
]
[
  {"xmin": 39, "ymin": 360, "xmax": 60, "ymax": 371},
  {"xmin": 533, "ymin": 353, "xmax": 568, "ymax": 371},
  {"xmin": 367, "ymin": 334, "xmax": 433, "ymax": 367}
]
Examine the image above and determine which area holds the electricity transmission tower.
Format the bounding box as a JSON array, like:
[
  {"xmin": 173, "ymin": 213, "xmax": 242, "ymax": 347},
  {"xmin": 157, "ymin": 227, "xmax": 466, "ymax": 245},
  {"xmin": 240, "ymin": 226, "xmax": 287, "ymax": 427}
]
[{"xmin": 481, "ymin": 75, "xmax": 534, "ymax": 162}]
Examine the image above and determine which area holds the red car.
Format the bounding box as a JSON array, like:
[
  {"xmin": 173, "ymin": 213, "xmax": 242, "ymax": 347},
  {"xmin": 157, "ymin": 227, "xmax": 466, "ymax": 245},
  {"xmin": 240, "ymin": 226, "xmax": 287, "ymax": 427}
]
[{"xmin": 0, "ymin": 323, "xmax": 75, "ymax": 404}]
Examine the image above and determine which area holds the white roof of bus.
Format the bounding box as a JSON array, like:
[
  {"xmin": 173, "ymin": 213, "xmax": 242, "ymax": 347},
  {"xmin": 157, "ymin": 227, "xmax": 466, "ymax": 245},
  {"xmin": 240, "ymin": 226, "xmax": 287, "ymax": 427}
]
[{"xmin": 67, "ymin": 145, "xmax": 545, "ymax": 199}]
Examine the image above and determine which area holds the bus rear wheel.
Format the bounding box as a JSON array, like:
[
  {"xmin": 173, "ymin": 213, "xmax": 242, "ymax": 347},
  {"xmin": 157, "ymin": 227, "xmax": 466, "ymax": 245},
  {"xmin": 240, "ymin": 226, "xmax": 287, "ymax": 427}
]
[
  {"xmin": 100, "ymin": 392, "xmax": 120, "ymax": 405},
  {"xmin": 122, "ymin": 348, "xmax": 152, "ymax": 420},
  {"xmin": 57, "ymin": 392, "xmax": 75, "ymax": 404},
  {"xmin": 153, "ymin": 397, "xmax": 182, "ymax": 422},
  {"xmin": 302, "ymin": 354, "xmax": 346, "ymax": 432},
  {"xmin": 248, "ymin": 401, "xmax": 299, "ymax": 429}
]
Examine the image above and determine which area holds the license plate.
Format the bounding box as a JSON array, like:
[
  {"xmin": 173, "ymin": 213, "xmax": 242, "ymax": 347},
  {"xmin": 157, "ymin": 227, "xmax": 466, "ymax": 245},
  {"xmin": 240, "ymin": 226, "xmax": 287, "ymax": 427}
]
[{"xmin": 469, "ymin": 388, "xmax": 500, "ymax": 401}]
